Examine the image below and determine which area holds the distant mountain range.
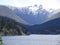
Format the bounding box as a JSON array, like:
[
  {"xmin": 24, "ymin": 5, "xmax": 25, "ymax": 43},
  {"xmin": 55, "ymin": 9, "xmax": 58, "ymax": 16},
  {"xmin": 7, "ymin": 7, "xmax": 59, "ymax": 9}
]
[
  {"xmin": 9, "ymin": 5, "xmax": 53, "ymax": 25},
  {"xmin": 27, "ymin": 10, "xmax": 60, "ymax": 34},
  {"xmin": 0, "ymin": 5, "xmax": 60, "ymax": 34}
]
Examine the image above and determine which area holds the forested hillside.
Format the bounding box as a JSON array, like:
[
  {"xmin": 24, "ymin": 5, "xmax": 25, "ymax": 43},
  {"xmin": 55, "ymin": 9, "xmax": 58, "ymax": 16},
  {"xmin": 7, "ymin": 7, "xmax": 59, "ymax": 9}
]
[{"xmin": 0, "ymin": 16, "xmax": 30, "ymax": 36}]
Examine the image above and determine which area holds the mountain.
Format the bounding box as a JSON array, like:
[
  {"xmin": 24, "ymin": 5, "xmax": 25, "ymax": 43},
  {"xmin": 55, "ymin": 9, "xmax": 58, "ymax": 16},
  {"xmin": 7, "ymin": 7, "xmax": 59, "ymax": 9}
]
[
  {"xmin": 0, "ymin": 5, "xmax": 30, "ymax": 36},
  {"xmin": 0, "ymin": 5, "xmax": 60, "ymax": 35},
  {"xmin": 27, "ymin": 10, "xmax": 60, "ymax": 34},
  {"xmin": 0, "ymin": 5, "xmax": 29, "ymax": 25},
  {"xmin": 7, "ymin": 5, "xmax": 60, "ymax": 34},
  {"xmin": 9, "ymin": 5, "xmax": 50, "ymax": 25}
]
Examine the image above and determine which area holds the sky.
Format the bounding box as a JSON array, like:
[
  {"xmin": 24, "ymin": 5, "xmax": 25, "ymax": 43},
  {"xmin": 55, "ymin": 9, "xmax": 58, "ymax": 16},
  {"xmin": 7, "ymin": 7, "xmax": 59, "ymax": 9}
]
[{"xmin": 0, "ymin": 0, "xmax": 60, "ymax": 10}]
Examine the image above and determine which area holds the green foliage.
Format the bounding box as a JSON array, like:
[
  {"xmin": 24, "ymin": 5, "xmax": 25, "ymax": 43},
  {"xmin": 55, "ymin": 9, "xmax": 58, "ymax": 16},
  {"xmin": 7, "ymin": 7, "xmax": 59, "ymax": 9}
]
[{"xmin": 0, "ymin": 33, "xmax": 3, "ymax": 45}]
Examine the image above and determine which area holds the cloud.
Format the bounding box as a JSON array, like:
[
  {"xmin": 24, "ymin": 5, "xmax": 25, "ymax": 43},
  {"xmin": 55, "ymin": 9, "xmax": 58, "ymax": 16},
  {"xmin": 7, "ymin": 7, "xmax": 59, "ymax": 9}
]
[{"xmin": 11, "ymin": 0, "xmax": 60, "ymax": 10}]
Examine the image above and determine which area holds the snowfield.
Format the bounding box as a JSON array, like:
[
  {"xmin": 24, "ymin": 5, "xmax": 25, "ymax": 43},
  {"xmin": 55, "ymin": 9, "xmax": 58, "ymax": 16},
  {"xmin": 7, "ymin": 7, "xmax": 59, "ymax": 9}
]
[{"xmin": 2, "ymin": 35, "xmax": 60, "ymax": 45}]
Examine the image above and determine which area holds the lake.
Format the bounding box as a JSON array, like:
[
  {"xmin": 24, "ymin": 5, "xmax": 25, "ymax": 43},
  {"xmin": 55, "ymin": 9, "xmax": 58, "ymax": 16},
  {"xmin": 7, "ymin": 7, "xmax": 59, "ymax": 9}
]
[{"xmin": 2, "ymin": 34, "xmax": 60, "ymax": 45}]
